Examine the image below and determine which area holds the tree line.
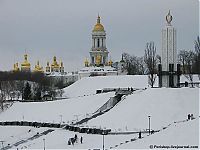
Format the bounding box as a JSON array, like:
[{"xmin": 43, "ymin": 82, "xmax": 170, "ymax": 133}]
[
  {"xmin": 122, "ymin": 36, "xmax": 200, "ymax": 87},
  {"xmin": 0, "ymin": 71, "xmax": 66, "ymax": 111}
]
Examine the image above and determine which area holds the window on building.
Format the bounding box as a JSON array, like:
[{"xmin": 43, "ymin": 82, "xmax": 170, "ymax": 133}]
[{"xmin": 97, "ymin": 39, "xmax": 100, "ymax": 47}]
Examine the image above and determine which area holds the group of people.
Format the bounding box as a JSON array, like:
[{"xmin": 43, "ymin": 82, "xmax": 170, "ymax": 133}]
[
  {"xmin": 68, "ymin": 134, "xmax": 83, "ymax": 146},
  {"xmin": 187, "ymin": 113, "xmax": 194, "ymax": 120}
]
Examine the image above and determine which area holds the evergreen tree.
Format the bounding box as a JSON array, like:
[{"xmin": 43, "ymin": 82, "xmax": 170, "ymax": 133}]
[
  {"xmin": 23, "ymin": 82, "xmax": 32, "ymax": 100},
  {"xmin": 34, "ymin": 86, "xmax": 42, "ymax": 100}
]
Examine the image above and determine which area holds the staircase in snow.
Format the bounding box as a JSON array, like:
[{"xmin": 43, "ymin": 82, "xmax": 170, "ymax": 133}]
[{"xmin": 73, "ymin": 88, "xmax": 136, "ymax": 125}]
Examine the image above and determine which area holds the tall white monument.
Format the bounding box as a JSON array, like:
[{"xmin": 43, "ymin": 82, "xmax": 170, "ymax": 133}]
[{"xmin": 158, "ymin": 10, "xmax": 181, "ymax": 87}]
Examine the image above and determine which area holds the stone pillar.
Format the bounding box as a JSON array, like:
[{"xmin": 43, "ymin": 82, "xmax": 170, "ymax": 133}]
[{"xmin": 159, "ymin": 10, "xmax": 180, "ymax": 87}]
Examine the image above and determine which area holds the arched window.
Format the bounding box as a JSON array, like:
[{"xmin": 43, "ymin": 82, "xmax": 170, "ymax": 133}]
[{"xmin": 97, "ymin": 39, "xmax": 100, "ymax": 47}]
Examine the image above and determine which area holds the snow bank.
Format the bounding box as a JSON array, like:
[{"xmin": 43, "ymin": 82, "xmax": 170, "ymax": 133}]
[
  {"xmin": 87, "ymin": 88, "xmax": 199, "ymax": 131},
  {"xmin": 118, "ymin": 118, "xmax": 199, "ymax": 149},
  {"xmin": 64, "ymin": 75, "xmax": 149, "ymax": 98},
  {"xmin": 0, "ymin": 92, "xmax": 114, "ymax": 123},
  {"xmin": 180, "ymin": 74, "xmax": 200, "ymax": 83}
]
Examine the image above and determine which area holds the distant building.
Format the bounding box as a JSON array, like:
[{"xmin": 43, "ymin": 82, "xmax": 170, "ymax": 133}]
[
  {"xmin": 89, "ymin": 15, "xmax": 109, "ymax": 66},
  {"xmin": 79, "ymin": 15, "xmax": 118, "ymax": 79},
  {"xmin": 46, "ymin": 56, "xmax": 64, "ymax": 74},
  {"xmin": 13, "ymin": 54, "xmax": 64, "ymax": 74},
  {"xmin": 12, "ymin": 53, "xmax": 78, "ymax": 85}
]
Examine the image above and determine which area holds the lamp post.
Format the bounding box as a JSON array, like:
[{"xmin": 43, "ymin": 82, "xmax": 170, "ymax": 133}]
[
  {"xmin": 148, "ymin": 115, "xmax": 151, "ymax": 135},
  {"xmin": 102, "ymin": 130, "xmax": 107, "ymax": 150},
  {"xmin": 43, "ymin": 138, "xmax": 45, "ymax": 150}
]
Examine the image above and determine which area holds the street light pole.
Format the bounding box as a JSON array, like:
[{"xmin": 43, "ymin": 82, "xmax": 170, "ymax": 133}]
[
  {"xmin": 43, "ymin": 138, "xmax": 45, "ymax": 150},
  {"xmin": 103, "ymin": 133, "xmax": 105, "ymax": 150},
  {"xmin": 148, "ymin": 115, "xmax": 151, "ymax": 135},
  {"xmin": 102, "ymin": 130, "xmax": 107, "ymax": 150}
]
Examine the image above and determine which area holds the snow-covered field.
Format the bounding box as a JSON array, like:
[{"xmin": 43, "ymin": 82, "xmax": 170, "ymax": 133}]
[
  {"xmin": 87, "ymin": 88, "xmax": 199, "ymax": 131},
  {"xmin": 0, "ymin": 92, "xmax": 114, "ymax": 123},
  {"xmin": 0, "ymin": 75, "xmax": 199, "ymax": 149},
  {"xmin": 63, "ymin": 75, "xmax": 149, "ymax": 97}
]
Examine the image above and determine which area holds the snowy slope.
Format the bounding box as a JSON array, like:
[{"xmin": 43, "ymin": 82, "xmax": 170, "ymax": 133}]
[
  {"xmin": 118, "ymin": 118, "xmax": 199, "ymax": 149},
  {"xmin": 63, "ymin": 74, "xmax": 200, "ymax": 98},
  {"xmin": 0, "ymin": 119, "xmax": 198, "ymax": 149},
  {"xmin": 0, "ymin": 75, "xmax": 199, "ymax": 149},
  {"xmin": 0, "ymin": 92, "xmax": 114, "ymax": 123},
  {"xmin": 87, "ymin": 88, "xmax": 199, "ymax": 132},
  {"xmin": 63, "ymin": 75, "xmax": 149, "ymax": 97}
]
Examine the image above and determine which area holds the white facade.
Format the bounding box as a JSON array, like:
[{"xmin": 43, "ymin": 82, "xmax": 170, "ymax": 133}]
[
  {"xmin": 78, "ymin": 66, "xmax": 117, "ymax": 79},
  {"xmin": 160, "ymin": 11, "xmax": 180, "ymax": 87}
]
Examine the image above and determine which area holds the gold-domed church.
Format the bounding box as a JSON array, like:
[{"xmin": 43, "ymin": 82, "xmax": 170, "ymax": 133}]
[
  {"xmin": 79, "ymin": 15, "xmax": 117, "ymax": 79},
  {"xmin": 13, "ymin": 54, "xmax": 65, "ymax": 74},
  {"xmin": 45, "ymin": 56, "xmax": 64, "ymax": 74},
  {"xmin": 88, "ymin": 15, "xmax": 110, "ymax": 67}
]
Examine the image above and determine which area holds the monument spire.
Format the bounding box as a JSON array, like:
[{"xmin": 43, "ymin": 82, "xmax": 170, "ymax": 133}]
[
  {"xmin": 166, "ymin": 10, "xmax": 173, "ymax": 25},
  {"xmin": 158, "ymin": 10, "xmax": 181, "ymax": 88}
]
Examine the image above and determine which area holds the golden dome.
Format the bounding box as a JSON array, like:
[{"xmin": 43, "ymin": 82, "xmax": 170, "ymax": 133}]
[
  {"xmin": 34, "ymin": 61, "xmax": 43, "ymax": 72},
  {"xmin": 21, "ymin": 54, "xmax": 31, "ymax": 68},
  {"xmin": 13, "ymin": 62, "xmax": 20, "ymax": 71},
  {"xmin": 84, "ymin": 58, "xmax": 89, "ymax": 67},
  {"xmin": 108, "ymin": 59, "xmax": 113, "ymax": 66},
  {"xmin": 51, "ymin": 56, "xmax": 59, "ymax": 68},
  {"xmin": 93, "ymin": 15, "xmax": 105, "ymax": 32}
]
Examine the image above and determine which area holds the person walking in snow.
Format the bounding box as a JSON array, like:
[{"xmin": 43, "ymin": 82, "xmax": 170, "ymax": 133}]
[
  {"xmin": 191, "ymin": 114, "xmax": 194, "ymax": 120},
  {"xmin": 74, "ymin": 134, "xmax": 78, "ymax": 143},
  {"xmin": 188, "ymin": 114, "xmax": 191, "ymax": 120},
  {"xmin": 138, "ymin": 131, "xmax": 141, "ymax": 139},
  {"xmin": 68, "ymin": 139, "xmax": 71, "ymax": 145},
  {"xmin": 80, "ymin": 136, "xmax": 83, "ymax": 144},
  {"xmin": 71, "ymin": 138, "xmax": 75, "ymax": 146}
]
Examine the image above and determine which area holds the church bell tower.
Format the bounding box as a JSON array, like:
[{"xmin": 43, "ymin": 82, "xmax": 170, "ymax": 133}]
[{"xmin": 90, "ymin": 15, "xmax": 109, "ymax": 66}]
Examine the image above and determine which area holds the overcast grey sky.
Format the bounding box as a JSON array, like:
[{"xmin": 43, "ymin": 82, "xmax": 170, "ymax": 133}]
[{"xmin": 0, "ymin": 0, "xmax": 198, "ymax": 72}]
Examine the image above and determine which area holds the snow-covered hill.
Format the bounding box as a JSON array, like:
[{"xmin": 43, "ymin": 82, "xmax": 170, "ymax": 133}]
[
  {"xmin": 0, "ymin": 92, "xmax": 114, "ymax": 123},
  {"xmin": 87, "ymin": 88, "xmax": 199, "ymax": 131},
  {"xmin": 63, "ymin": 75, "xmax": 149, "ymax": 97},
  {"xmin": 118, "ymin": 118, "xmax": 199, "ymax": 149},
  {"xmin": 0, "ymin": 75, "xmax": 199, "ymax": 149}
]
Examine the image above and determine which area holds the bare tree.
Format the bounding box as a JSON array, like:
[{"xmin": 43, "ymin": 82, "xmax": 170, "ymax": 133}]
[
  {"xmin": 136, "ymin": 57, "xmax": 146, "ymax": 75},
  {"xmin": 122, "ymin": 53, "xmax": 146, "ymax": 75},
  {"xmin": 144, "ymin": 42, "xmax": 158, "ymax": 87},
  {"xmin": 179, "ymin": 50, "xmax": 188, "ymax": 74},
  {"xmin": 194, "ymin": 36, "xmax": 200, "ymax": 79},
  {"xmin": 184, "ymin": 50, "xmax": 195, "ymax": 86}
]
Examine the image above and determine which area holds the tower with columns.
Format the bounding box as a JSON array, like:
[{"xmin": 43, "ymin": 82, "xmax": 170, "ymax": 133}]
[
  {"xmin": 89, "ymin": 15, "xmax": 109, "ymax": 66},
  {"xmin": 158, "ymin": 10, "xmax": 181, "ymax": 87}
]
